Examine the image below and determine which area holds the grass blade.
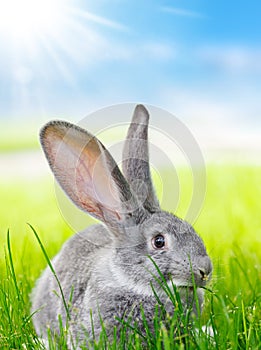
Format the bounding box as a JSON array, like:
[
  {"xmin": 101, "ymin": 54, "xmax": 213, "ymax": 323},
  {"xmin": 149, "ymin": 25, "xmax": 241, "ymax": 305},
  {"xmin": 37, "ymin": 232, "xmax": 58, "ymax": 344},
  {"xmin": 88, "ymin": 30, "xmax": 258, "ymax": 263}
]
[{"xmin": 28, "ymin": 223, "xmax": 71, "ymax": 321}]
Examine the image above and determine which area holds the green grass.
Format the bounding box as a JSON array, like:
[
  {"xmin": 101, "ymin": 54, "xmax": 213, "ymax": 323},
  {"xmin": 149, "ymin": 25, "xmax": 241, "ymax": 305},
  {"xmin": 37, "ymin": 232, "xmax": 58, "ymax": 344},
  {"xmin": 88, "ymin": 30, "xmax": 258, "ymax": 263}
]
[
  {"xmin": 0, "ymin": 122, "xmax": 40, "ymax": 152},
  {"xmin": 0, "ymin": 164, "xmax": 260, "ymax": 349}
]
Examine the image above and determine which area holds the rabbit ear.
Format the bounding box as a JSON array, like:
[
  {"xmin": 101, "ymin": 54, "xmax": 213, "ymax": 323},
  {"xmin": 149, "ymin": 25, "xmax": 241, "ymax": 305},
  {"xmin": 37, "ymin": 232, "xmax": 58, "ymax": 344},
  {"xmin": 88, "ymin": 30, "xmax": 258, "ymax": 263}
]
[
  {"xmin": 122, "ymin": 105, "xmax": 160, "ymax": 212},
  {"xmin": 40, "ymin": 121, "xmax": 145, "ymax": 230}
]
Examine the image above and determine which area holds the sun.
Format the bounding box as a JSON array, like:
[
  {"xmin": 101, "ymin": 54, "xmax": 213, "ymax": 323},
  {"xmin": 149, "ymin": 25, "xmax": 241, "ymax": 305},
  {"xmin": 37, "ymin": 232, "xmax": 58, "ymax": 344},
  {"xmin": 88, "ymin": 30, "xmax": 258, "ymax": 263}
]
[
  {"xmin": 0, "ymin": 0, "xmax": 122, "ymax": 107},
  {"xmin": 0, "ymin": 0, "xmax": 63, "ymax": 42}
]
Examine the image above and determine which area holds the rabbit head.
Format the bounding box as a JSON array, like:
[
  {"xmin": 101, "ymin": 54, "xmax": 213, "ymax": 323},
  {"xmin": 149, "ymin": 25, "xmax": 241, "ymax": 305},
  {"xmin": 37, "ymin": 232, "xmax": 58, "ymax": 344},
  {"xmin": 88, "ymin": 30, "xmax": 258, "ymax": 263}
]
[{"xmin": 117, "ymin": 105, "xmax": 212, "ymax": 293}]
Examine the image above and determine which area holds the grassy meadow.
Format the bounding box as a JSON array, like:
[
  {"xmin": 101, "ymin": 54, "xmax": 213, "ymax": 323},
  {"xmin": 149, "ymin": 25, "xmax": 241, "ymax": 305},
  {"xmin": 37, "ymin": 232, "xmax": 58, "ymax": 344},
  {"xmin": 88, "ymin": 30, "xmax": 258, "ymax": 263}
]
[{"xmin": 0, "ymin": 133, "xmax": 260, "ymax": 348}]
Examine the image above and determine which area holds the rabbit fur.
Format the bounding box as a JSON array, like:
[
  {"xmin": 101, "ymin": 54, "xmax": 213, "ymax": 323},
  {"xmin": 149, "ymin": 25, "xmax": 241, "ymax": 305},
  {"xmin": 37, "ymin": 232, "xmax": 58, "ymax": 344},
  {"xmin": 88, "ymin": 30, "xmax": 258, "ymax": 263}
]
[{"xmin": 31, "ymin": 104, "xmax": 212, "ymax": 347}]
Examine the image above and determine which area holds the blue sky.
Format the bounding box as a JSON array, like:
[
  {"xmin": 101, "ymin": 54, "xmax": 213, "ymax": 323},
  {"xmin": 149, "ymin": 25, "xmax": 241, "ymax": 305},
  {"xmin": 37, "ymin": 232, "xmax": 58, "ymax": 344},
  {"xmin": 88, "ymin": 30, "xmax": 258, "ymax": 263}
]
[{"xmin": 0, "ymin": 0, "xmax": 260, "ymax": 131}]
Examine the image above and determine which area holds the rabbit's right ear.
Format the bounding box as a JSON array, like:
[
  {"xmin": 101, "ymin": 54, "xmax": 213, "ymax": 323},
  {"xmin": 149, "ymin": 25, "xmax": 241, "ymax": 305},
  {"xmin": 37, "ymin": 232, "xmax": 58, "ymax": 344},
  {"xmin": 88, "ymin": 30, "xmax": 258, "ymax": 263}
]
[
  {"xmin": 122, "ymin": 105, "xmax": 160, "ymax": 212},
  {"xmin": 40, "ymin": 121, "xmax": 145, "ymax": 229}
]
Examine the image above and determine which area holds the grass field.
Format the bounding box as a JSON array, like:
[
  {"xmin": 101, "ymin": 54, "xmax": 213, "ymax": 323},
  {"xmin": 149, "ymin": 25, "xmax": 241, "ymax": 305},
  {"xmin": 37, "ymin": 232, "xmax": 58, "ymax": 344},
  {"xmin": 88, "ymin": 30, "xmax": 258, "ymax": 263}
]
[{"xmin": 0, "ymin": 163, "xmax": 260, "ymax": 349}]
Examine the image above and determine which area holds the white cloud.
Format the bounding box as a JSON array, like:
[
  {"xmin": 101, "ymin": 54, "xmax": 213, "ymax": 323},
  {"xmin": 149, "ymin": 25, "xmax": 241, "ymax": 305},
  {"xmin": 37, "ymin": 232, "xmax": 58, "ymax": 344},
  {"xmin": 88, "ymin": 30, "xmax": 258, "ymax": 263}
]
[
  {"xmin": 198, "ymin": 45, "xmax": 261, "ymax": 73},
  {"xmin": 156, "ymin": 89, "xmax": 261, "ymax": 163},
  {"xmin": 157, "ymin": 84, "xmax": 261, "ymax": 139},
  {"xmin": 142, "ymin": 42, "xmax": 176, "ymax": 61},
  {"xmin": 101, "ymin": 40, "xmax": 177, "ymax": 63},
  {"xmin": 160, "ymin": 6, "xmax": 207, "ymax": 19}
]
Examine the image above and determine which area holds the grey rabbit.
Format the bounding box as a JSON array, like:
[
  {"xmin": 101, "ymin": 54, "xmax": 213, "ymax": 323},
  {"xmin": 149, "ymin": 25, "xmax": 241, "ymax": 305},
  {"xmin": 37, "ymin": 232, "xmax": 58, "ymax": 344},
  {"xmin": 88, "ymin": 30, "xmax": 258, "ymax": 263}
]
[{"xmin": 31, "ymin": 104, "xmax": 212, "ymax": 348}]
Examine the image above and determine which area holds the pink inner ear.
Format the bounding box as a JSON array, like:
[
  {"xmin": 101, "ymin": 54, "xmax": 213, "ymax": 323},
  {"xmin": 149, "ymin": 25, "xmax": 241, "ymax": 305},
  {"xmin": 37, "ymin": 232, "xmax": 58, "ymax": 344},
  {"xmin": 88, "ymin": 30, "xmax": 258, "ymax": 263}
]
[
  {"xmin": 44, "ymin": 124, "xmax": 123, "ymax": 222},
  {"xmin": 75, "ymin": 145, "xmax": 122, "ymax": 214}
]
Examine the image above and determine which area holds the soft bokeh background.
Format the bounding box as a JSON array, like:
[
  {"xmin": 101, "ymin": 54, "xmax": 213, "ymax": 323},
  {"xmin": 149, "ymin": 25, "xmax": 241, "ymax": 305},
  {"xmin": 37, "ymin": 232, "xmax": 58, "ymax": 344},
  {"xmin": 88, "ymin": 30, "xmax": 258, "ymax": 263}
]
[{"xmin": 0, "ymin": 0, "xmax": 260, "ymax": 263}]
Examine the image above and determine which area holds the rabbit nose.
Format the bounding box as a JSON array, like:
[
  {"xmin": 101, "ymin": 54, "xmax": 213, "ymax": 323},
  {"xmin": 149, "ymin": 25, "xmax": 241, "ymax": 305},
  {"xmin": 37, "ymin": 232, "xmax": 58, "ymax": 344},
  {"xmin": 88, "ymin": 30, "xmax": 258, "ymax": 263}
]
[
  {"xmin": 199, "ymin": 268, "xmax": 210, "ymax": 281},
  {"xmin": 198, "ymin": 256, "xmax": 212, "ymax": 281}
]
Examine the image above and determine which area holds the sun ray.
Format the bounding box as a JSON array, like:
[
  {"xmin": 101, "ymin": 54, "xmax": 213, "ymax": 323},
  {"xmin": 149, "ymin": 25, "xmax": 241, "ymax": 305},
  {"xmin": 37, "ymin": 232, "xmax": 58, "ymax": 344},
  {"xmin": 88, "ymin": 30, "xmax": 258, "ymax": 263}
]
[
  {"xmin": 39, "ymin": 35, "xmax": 76, "ymax": 85},
  {"xmin": 68, "ymin": 7, "xmax": 126, "ymax": 31},
  {"xmin": 0, "ymin": 0, "xmax": 124, "ymax": 74},
  {"xmin": 0, "ymin": 0, "xmax": 126, "ymax": 116}
]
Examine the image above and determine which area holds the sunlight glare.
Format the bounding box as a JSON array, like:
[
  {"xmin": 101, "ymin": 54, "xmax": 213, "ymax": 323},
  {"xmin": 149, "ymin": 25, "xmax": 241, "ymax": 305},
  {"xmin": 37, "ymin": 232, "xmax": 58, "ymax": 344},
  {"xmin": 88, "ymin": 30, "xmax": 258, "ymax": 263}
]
[
  {"xmin": 0, "ymin": 0, "xmax": 124, "ymax": 97},
  {"xmin": 0, "ymin": 0, "xmax": 63, "ymax": 41}
]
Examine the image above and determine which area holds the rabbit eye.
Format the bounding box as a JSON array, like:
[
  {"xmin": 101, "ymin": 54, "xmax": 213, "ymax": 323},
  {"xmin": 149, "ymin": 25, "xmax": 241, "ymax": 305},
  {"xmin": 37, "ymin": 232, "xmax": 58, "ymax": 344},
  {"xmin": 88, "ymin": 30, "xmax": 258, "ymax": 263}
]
[{"xmin": 152, "ymin": 234, "xmax": 165, "ymax": 249}]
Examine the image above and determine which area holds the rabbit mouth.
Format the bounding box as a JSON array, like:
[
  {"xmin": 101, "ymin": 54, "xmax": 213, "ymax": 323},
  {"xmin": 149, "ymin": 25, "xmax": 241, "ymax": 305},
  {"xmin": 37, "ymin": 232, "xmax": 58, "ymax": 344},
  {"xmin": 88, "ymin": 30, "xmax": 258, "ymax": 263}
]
[{"xmin": 178, "ymin": 286, "xmax": 194, "ymax": 292}]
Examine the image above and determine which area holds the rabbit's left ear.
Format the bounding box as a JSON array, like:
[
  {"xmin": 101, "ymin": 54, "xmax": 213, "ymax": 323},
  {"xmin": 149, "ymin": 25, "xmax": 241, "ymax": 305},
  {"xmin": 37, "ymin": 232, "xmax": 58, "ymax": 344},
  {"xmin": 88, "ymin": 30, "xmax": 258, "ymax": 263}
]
[
  {"xmin": 122, "ymin": 105, "xmax": 160, "ymax": 212},
  {"xmin": 40, "ymin": 121, "xmax": 145, "ymax": 230}
]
